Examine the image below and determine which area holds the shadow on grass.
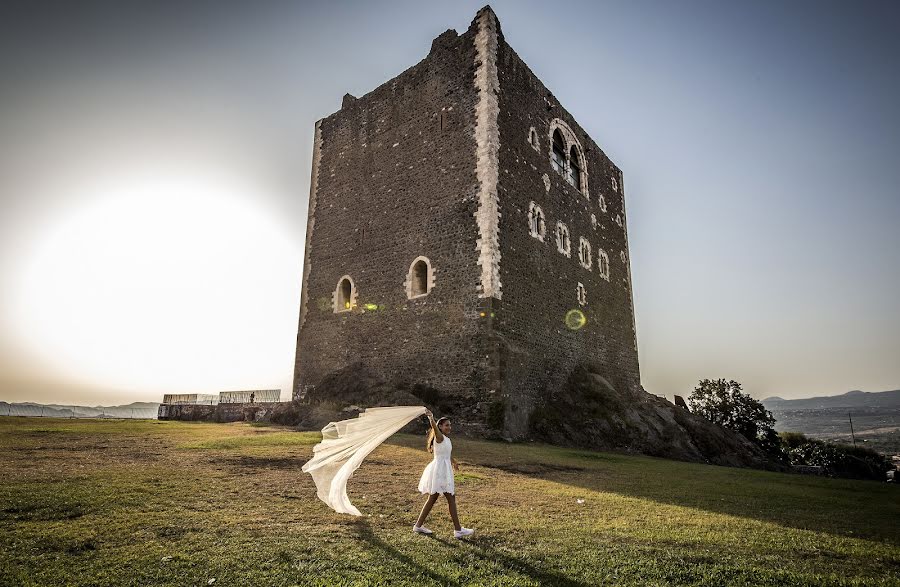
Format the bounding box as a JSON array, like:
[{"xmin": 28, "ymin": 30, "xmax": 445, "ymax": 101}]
[
  {"xmin": 350, "ymin": 519, "xmax": 592, "ymax": 587},
  {"xmin": 388, "ymin": 435, "xmax": 900, "ymax": 546}
]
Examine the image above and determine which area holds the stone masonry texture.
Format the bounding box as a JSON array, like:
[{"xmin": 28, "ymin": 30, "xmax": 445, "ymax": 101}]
[{"xmin": 293, "ymin": 6, "xmax": 641, "ymax": 440}]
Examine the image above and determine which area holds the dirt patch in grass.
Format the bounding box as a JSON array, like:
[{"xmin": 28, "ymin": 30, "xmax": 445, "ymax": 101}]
[{"xmin": 221, "ymin": 456, "xmax": 304, "ymax": 470}]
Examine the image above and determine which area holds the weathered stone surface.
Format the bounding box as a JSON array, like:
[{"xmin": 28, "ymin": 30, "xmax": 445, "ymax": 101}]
[
  {"xmin": 530, "ymin": 364, "xmax": 776, "ymax": 469},
  {"xmin": 293, "ymin": 7, "xmax": 639, "ymax": 443},
  {"xmin": 158, "ymin": 402, "xmax": 278, "ymax": 423}
]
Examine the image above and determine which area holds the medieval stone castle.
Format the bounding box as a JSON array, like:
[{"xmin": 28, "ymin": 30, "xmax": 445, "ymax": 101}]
[{"xmin": 293, "ymin": 6, "xmax": 641, "ymax": 439}]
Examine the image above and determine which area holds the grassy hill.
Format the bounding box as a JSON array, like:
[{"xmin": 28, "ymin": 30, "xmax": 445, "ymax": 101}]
[{"xmin": 0, "ymin": 417, "xmax": 897, "ymax": 586}]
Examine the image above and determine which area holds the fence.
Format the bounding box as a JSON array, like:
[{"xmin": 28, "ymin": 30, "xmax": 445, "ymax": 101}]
[{"xmin": 0, "ymin": 403, "xmax": 159, "ymax": 419}]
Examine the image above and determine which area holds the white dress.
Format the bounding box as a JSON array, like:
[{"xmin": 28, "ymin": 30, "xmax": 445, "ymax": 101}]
[{"xmin": 418, "ymin": 435, "xmax": 455, "ymax": 495}]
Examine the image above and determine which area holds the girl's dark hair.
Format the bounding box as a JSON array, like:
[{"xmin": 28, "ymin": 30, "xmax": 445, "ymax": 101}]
[{"xmin": 426, "ymin": 417, "xmax": 450, "ymax": 453}]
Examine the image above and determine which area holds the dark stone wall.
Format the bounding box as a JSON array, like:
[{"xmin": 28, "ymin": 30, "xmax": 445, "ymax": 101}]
[
  {"xmin": 492, "ymin": 28, "xmax": 641, "ymax": 436},
  {"xmin": 293, "ymin": 22, "xmax": 495, "ymax": 414},
  {"xmin": 293, "ymin": 8, "xmax": 641, "ymax": 440},
  {"xmin": 158, "ymin": 403, "xmax": 278, "ymax": 422}
]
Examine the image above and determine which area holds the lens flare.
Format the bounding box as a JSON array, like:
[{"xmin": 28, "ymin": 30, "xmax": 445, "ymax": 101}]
[{"xmin": 565, "ymin": 309, "xmax": 586, "ymax": 330}]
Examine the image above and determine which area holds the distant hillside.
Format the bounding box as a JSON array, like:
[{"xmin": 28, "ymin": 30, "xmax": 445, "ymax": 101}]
[
  {"xmin": 0, "ymin": 401, "xmax": 159, "ymax": 419},
  {"xmin": 762, "ymin": 389, "xmax": 900, "ymax": 410},
  {"xmin": 762, "ymin": 389, "xmax": 900, "ymax": 454}
]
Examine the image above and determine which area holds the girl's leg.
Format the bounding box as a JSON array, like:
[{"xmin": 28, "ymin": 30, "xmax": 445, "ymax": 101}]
[
  {"xmin": 443, "ymin": 493, "xmax": 461, "ymax": 531},
  {"xmin": 415, "ymin": 493, "xmax": 440, "ymax": 527}
]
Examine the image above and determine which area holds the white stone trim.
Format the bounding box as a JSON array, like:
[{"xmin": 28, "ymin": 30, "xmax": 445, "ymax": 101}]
[
  {"xmin": 598, "ymin": 248, "xmax": 610, "ymax": 281},
  {"xmin": 528, "ymin": 126, "xmax": 540, "ymax": 152},
  {"xmin": 333, "ymin": 275, "xmax": 358, "ymax": 313},
  {"xmin": 599, "ymin": 194, "xmax": 607, "ymax": 213},
  {"xmin": 528, "ymin": 201, "xmax": 546, "ymax": 241},
  {"xmin": 473, "ymin": 8, "xmax": 502, "ymax": 300},
  {"xmin": 298, "ymin": 120, "xmax": 323, "ymax": 330},
  {"xmin": 548, "ymin": 118, "xmax": 589, "ymax": 198},
  {"xmin": 576, "ymin": 282, "xmax": 587, "ymax": 306},
  {"xmin": 405, "ymin": 256, "xmax": 436, "ymax": 299},
  {"xmin": 578, "ymin": 236, "xmax": 592, "ymax": 270},
  {"xmin": 555, "ymin": 221, "xmax": 571, "ymax": 257},
  {"xmin": 619, "ymin": 174, "xmax": 639, "ymax": 353}
]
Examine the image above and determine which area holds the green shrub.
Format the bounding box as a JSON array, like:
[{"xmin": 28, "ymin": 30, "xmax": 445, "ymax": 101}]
[{"xmin": 779, "ymin": 432, "xmax": 892, "ymax": 480}]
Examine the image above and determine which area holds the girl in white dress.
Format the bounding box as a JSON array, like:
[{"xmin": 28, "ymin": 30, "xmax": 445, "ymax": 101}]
[{"xmin": 413, "ymin": 410, "xmax": 475, "ymax": 538}]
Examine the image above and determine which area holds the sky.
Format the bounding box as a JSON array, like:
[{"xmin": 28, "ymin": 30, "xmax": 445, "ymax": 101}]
[{"xmin": 0, "ymin": 0, "xmax": 898, "ymax": 405}]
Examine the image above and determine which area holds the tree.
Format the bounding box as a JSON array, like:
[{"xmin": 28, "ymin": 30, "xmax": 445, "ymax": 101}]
[{"xmin": 688, "ymin": 379, "xmax": 783, "ymax": 457}]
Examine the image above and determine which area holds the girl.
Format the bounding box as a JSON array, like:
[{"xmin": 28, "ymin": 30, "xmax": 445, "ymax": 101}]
[{"xmin": 412, "ymin": 410, "xmax": 475, "ymax": 538}]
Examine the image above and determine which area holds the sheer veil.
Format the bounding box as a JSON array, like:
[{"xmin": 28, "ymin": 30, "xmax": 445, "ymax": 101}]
[{"xmin": 301, "ymin": 405, "xmax": 427, "ymax": 516}]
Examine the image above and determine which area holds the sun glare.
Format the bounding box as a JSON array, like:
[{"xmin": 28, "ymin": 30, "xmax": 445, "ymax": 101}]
[{"xmin": 11, "ymin": 173, "xmax": 300, "ymax": 396}]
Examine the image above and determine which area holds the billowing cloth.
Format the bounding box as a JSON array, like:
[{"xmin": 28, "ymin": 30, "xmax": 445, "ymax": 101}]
[{"xmin": 302, "ymin": 405, "xmax": 427, "ymax": 516}]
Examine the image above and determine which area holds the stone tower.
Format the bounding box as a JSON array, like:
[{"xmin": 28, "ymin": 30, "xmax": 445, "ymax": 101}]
[{"xmin": 293, "ymin": 6, "xmax": 641, "ymax": 439}]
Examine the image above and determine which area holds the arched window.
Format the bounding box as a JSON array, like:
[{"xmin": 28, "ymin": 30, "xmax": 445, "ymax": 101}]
[
  {"xmin": 578, "ymin": 237, "xmax": 592, "ymax": 270},
  {"xmin": 576, "ymin": 282, "xmax": 587, "ymax": 306},
  {"xmin": 528, "ymin": 202, "xmax": 546, "ymax": 241},
  {"xmin": 598, "ymin": 249, "xmax": 610, "ymax": 281},
  {"xmin": 548, "ymin": 120, "xmax": 589, "ymax": 196},
  {"xmin": 599, "ymin": 194, "xmax": 607, "ymax": 213},
  {"xmin": 406, "ymin": 256, "xmax": 434, "ymax": 299},
  {"xmin": 555, "ymin": 221, "xmax": 571, "ymax": 257},
  {"xmin": 551, "ymin": 130, "xmax": 567, "ymax": 173},
  {"xmin": 334, "ymin": 276, "xmax": 357, "ymax": 313},
  {"xmin": 568, "ymin": 145, "xmax": 582, "ymax": 191},
  {"xmin": 528, "ymin": 127, "xmax": 540, "ymax": 152}
]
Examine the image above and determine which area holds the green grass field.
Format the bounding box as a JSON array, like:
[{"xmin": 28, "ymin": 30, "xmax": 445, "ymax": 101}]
[{"xmin": 1, "ymin": 417, "xmax": 897, "ymax": 586}]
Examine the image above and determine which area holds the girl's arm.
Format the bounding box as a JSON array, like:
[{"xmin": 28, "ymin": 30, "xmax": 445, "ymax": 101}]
[
  {"xmin": 451, "ymin": 457, "xmax": 459, "ymax": 472},
  {"xmin": 425, "ymin": 410, "xmax": 444, "ymax": 443}
]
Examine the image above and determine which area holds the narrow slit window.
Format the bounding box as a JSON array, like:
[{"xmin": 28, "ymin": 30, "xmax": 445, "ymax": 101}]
[
  {"xmin": 598, "ymin": 249, "xmax": 611, "ymax": 281},
  {"xmin": 528, "ymin": 202, "xmax": 546, "ymax": 241},
  {"xmin": 579, "ymin": 237, "xmax": 592, "ymax": 270},
  {"xmin": 555, "ymin": 221, "xmax": 571, "ymax": 257},
  {"xmin": 576, "ymin": 282, "xmax": 587, "ymax": 306}
]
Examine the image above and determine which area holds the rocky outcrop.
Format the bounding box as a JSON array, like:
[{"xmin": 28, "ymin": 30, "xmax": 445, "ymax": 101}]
[
  {"xmin": 530, "ymin": 363, "xmax": 777, "ymax": 469},
  {"xmin": 276, "ymin": 361, "xmax": 779, "ymax": 470}
]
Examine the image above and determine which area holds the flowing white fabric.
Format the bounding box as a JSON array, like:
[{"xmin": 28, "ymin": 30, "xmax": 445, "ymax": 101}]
[{"xmin": 301, "ymin": 405, "xmax": 427, "ymax": 516}]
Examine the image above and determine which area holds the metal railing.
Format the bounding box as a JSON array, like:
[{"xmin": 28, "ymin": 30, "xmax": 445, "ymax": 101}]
[{"xmin": 0, "ymin": 404, "xmax": 159, "ymax": 419}]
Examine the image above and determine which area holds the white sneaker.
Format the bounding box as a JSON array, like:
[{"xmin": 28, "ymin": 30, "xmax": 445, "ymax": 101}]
[
  {"xmin": 454, "ymin": 527, "xmax": 474, "ymax": 539},
  {"xmin": 412, "ymin": 525, "xmax": 433, "ymax": 535}
]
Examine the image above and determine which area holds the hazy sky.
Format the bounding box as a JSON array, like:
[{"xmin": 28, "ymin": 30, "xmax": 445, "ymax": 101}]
[{"xmin": 1, "ymin": 0, "xmax": 898, "ymax": 405}]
